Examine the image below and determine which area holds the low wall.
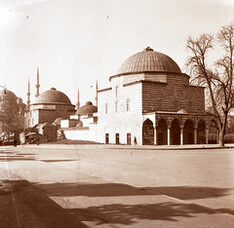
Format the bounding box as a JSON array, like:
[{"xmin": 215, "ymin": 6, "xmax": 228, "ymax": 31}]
[{"xmin": 63, "ymin": 128, "xmax": 95, "ymax": 141}]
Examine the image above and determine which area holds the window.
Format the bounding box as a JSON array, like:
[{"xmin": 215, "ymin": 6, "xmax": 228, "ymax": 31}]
[
  {"xmin": 115, "ymin": 133, "xmax": 120, "ymax": 144},
  {"xmin": 105, "ymin": 133, "xmax": 109, "ymax": 144},
  {"xmin": 105, "ymin": 103, "xmax": 108, "ymax": 114},
  {"xmin": 115, "ymin": 101, "xmax": 118, "ymax": 113},
  {"xmin": 126, "ymin": 99, "xmax": 130, "ymax": 112},
  {"xmin": 127, "ymin": 133, "xmax": 131, "ymax": 145},
  {"xmin": 115, "ymin": 86, "xmax": 119, "ymax": 97}
]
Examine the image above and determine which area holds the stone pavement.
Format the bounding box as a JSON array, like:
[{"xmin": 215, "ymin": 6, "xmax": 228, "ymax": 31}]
[
  {"xmin": 0, "ymin": 144, "xmax": 234, "ymax": 227},
  {"xmin": 19, "ymin": 142, "xmax": 234, "ymax": 150}
]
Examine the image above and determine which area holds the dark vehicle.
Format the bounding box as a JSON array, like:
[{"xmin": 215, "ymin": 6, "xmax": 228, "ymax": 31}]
[
  {"xmin": 2, "ymin": 139, "xmax": 15, "ymax": 146},
  {"xmin": 1, "ymin": 132, "xmax": 19, "ymax": 146}
]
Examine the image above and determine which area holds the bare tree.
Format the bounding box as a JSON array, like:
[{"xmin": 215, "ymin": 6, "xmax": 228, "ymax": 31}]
[
  {"xmin": 186, "ymin": 23, "xmax": 234, "ymax": 146},
  {"xmin": 0, "ymin": 92, "xmax": 20, "ymax": 139}
]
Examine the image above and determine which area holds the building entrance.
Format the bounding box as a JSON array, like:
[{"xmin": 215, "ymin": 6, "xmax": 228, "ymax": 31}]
[
  {"xmin": 142, "ymin": 119, "xmax": 154, "ymax": 145},
  {"xmin": 157, "ymin": 119, "xmax": 167, "ymax": 145},
  {"xmin": 197, "ymin": 120, "xmax": 206, "ymax": 144},
  {"xmin": 184, "ymin": 119, "xmax": 194, "ymax": 144},
  {"xmin": 171, "ymin": 119, "xmax": 180, "ymax": 145}
]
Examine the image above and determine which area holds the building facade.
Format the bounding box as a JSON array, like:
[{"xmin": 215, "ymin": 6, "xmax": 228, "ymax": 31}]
[
  {"xmin": 95, "ymin": 47, "xmax": 217, "ymax": 145},
  {"xmin": 25, "ymin": 87, "xmax": 75, "ymax": 128}
]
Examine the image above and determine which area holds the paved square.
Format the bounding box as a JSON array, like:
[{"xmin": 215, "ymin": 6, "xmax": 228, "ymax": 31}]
[{"xmin": 0, "ymin": 145, "xmax": 234, "ymax": 227}]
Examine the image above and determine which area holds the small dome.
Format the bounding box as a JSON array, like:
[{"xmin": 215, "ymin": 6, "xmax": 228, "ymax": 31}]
[
  {"xmin": 34, "ymin": 88, "xmax": 71, "ymax": 105},
  {"xmin": 0, "ymin": 88, "xmax": 17, "ymax": 106},
  {"xmin": 0, "ymin": 88, "xmax": 17, "ymax": 100},
  {"xmin": 118, "ymin": 47, "xmax": 181, "ymax": 75},
  {"xmin": 76, "ymin": 101, "xmax": 97, "ymax": 116}
]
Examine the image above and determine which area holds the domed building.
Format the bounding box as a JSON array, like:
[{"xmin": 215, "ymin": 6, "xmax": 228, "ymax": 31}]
[
  {"xmin": 0, "ymin": 87, "xmax": 26, "ymax": 137},
  {"xmin": 25, "ymin": 87, "xmax": 75, "ymax": 128},
  {"xmin": 76, "ymin": 101, "xmax": 97, "ymax": 117},
  {"xmin": 94, "ymin": 47, "xmax": 215, "ymax": 145}
]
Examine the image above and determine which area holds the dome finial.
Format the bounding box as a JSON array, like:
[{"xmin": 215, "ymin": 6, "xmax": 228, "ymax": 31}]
[{"xmin": 144, "ymin": 46, "xmax": 154, "ymax": 52}]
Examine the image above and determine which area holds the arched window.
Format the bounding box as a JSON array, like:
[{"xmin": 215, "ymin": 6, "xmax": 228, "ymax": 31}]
[
  {"xmin": 115, "ymin": 101, "xmax": 118, "ymax": 112},
  {"xmin": 115, "ymin": 86, "xmax": 119, "ymax": 97},
  {"xmin": 105, "ymin": 103, "xmax": 108, "ymax": 114},
  {"xmin": 126, "ymin": 99, "xmax": 130, "ymax": 112},
  {"xmin": 158, "ymin": 98, "xmax": 162, "ymax": 110}
]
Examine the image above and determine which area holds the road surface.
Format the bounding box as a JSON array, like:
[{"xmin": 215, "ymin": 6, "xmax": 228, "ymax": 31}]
[{"xmin": 0, "ymin": 144, "xmax": 234, "ymax": 227}]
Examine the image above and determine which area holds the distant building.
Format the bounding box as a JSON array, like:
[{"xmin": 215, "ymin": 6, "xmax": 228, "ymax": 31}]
[
  {"xmin": 25, "ymin": 87, "xmax": 75, "ymax": 129},
  {"xmin": 0, "ymin": 87, "xmax": 26, "ymax": 136}
]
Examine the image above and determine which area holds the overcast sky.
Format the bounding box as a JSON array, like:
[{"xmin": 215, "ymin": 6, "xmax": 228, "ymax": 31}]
[{"xmin": 0, "ymin": 0, "xmax": 234, "ymax": 105}]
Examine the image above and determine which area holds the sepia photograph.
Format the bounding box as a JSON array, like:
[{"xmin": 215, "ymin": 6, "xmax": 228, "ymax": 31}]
[{"xmin": 0, "ymin": 0, "xmax": 234, "ymax": 227}]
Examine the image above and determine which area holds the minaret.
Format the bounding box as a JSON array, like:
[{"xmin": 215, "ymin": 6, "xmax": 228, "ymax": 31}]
[
  {"xmin": 35, "ymin": 67, "xmax": 40, "ymax": 97},
  {"xmin": 76, "ymin": 87, "xmax": 80, "ymax": 110},
  {"xmin": 27, "ymin": 79, "xmax": 31, "ymax": 111},
  {"xmin": 95, "ymin": 79, "xmax": 98, "ymax": 107}
]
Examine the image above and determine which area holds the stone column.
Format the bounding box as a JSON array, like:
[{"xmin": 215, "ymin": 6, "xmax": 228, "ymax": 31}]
[
  {"xmin": 167, "ymin": 119, "xmax": 172, "ymax": 146},
  {"xmin": 154, "ymin": 126, "xmax": 157, "ymax": 145},
  {"xmin": 180, "ymin": 127, "xmax": 184, "ymax": 145},
  {"xmin": 167, "ymin": 127, "xmax": 170, "ymax": 145},
  {"xmin": 205, "ymin": 127, "xmax": 209, "ymax": 144},
  {"xmin": 194, "ymin": 128, "xmax": 197, "ymax": 144}
]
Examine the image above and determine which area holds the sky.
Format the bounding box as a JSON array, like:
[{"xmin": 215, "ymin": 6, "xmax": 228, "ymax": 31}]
[{"xmin": 0, "ymin": 0, "xmax": 234, "ymax": 105}]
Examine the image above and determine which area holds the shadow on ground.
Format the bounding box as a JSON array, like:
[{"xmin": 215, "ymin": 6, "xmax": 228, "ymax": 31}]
[
  {"xmin": 0, "ymin": 180, "xmax": 86, "ymax": 228},
  {"xmin": 40, "ymin": 159, "xmax": 78, "ymax": 162},
  {"xmin": 35, "ymin": 182, "xmax": 232, "ymax": 200},
  {"xmin": 34, "ymin": 182, "xmax": 234, "ymax": 226},
  {"xmin": 0, "ymin": 157, "xmax": 35, "ymax": 161},
  {"xmin": 68, "ymin": 202, "xmax": 232, "ymax": 226}
]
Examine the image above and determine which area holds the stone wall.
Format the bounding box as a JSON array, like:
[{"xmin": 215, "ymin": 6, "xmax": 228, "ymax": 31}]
[
  {"xmin": 97, "ymin": 82, "xmax": 143, "ymax": 144},
  {"xmin": 142, "ymin": 74, "xmax": 205, "ymax": 114}
]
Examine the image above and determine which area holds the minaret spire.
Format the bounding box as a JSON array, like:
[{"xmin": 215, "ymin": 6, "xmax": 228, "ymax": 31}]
[
  {"xmin": 76, "ymin": 87, "xmax": 80, "ymax": 110},
  {"xmin": 35, "ymin": 67, "xmax": 40, "ymax": 97},
  {"xmin": 27, "ymin": 78, "xmax": 31, "ymax": 111}
]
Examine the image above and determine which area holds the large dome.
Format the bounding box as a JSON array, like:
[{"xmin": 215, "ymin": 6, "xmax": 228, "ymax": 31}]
[
  {"xmin": 118, "ymin": 47, "xmax": 181, "ymax": 75},
  {"xmin": 34, "ymin": 88, "xmax": 71, "ymax": 105}
]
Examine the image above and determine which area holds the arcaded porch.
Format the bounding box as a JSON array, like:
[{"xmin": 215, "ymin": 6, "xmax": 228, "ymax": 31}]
[{"xmin": 142, "ymin": 111, "xmax": 218, "ymax": 145}]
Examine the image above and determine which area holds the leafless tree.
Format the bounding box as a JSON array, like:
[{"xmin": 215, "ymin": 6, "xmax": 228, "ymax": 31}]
[
  {"xmin": 0, "ymin": 94, "xmax": 20, "ymax": 139},
  {"xmin": 186, "ymin": 23, "xmax": 234, "ymax": 146}
]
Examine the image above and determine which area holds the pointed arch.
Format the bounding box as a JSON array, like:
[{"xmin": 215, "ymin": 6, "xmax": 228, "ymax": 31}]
[
  {"xmin": 171, "ymin": 118, "xmax": 180, "ymax": 145},
  {"xmin": 142, "ymin": 119, "xmax": 154, "ymax": 145},
  {"xmin": 157, "ymin": 118, "xmax": 167, "ymax": 145},
  {"xmin": 183, "ymin": 119, "xmax": 194, "ymax": 144},
  {"xmin": 197, "ymin": 119, "xmax": 206, "ymax": 144}
]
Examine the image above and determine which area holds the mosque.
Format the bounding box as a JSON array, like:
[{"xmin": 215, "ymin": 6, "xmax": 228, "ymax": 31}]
[
  {"xmin": 25, "ymin": 68, "xmax": 75, "ymax": 129},
  {"xmin": 25, "ymin": 47, "xmax": 219, "ymax": 145}
]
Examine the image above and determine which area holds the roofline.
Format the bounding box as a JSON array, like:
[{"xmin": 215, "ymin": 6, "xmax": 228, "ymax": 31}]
[
  {"xmin": 109, "ymin": 71, "xmax": 189, "ymax": 81},
  {"xmin": 185, "ymin": 84, "xmax": 206, "ymax": 89},
  {"xmin": 123, "ymin": 80, "xmax": 167, "ymax": 87},
  {"xmin": 97, "ymin": 87, "xmax": 112, "ymax": 93},
  {"xmin": 143, "ymin": 111, "xmax": 208, "ymax": 116},
  {"xmin": 31, "ymin": 102, "xmax": 75, "ymax": 106}
]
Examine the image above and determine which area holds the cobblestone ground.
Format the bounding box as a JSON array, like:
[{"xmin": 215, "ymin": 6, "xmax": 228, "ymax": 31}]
[{"xmin": 0, "ymin": 145, "xmax": 234, "ymax": 227}]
